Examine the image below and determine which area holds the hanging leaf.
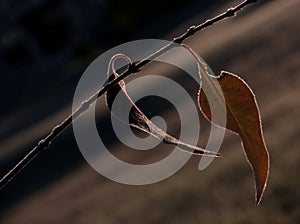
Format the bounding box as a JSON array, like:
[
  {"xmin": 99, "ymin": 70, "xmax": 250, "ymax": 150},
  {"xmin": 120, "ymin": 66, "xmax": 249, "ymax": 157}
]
[
  {"xmin": 105, "ymin": 72, "xmax": 220, "ymax": 157},
  {"xmin": 198, "ymin": 70, "xmax": 269, "ymax": 205}
]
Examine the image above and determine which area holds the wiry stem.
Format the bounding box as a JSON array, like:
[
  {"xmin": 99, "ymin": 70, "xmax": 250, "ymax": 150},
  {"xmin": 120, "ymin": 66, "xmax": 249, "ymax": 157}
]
[{"xmin": 0, "ymin": 0, "xmax": 258, "ymax": 190}]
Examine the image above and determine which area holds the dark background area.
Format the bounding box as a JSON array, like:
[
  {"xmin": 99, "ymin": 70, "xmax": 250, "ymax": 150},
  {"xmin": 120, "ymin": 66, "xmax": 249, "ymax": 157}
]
[{"xmin": 1, "ymin": 0, "xmax": 300, "ymax": 223}]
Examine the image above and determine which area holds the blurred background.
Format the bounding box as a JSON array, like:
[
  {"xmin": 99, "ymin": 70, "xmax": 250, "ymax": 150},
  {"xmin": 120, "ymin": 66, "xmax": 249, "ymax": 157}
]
[{"xmin": 0, "ymin": 0, "xmax": 300, "ymax": 223}]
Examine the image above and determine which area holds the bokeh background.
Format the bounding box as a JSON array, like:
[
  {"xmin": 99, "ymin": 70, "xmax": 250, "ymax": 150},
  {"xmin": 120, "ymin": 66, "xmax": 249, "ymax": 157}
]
[{"xmin": 1, "ymin": 0, "xmax": 300, "ymax": 223}]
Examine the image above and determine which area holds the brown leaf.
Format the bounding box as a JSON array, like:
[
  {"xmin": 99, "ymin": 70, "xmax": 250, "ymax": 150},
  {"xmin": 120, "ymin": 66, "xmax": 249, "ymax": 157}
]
[
  {"xmin": 198, "ymin": 70, "xmax": 269, "ymax": 205},
  {"xmin": 105, "ymin": 72, "xmax": 221, "ymax": 157}
]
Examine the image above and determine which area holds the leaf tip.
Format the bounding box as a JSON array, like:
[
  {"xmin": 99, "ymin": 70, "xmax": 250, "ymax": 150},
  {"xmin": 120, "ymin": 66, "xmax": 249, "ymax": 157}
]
[{"xmin": 255, "ymin": 157, "xmax": 269, "ymax": 206}]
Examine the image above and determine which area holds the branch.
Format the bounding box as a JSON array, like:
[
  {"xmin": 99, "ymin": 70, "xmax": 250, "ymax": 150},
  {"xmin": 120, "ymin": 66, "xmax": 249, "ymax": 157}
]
[{"xmin": 0, "ymin": 0, "xmax": 258, "ymax": 190}]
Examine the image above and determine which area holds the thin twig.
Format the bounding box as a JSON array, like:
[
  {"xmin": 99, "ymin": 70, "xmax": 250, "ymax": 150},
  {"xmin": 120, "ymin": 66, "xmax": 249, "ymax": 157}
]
[{"xmin": 0, "ymin": 0, "xmax": 258, "ymax": 190}]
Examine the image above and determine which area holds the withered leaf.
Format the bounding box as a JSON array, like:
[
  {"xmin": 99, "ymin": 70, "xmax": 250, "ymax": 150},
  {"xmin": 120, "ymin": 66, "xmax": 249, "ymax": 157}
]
[
  {"xmin": 105, "ymin": 72, "xmax": 220, "ymax": 157},
  {"xmin": 198, "ymin": 70, "xmax": 269, "ymax": 205}
]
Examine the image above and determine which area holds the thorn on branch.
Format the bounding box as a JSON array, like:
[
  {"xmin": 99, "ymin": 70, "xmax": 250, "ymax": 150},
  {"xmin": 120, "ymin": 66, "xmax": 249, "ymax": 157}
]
[
  {"xmin": 204, "ymin": 19, "xmax": 214, "ymax": 27},
  {"xmin": 226, "ymin": 8, "xmax": 236, "ymax": 17},
  {"xmin": 128, "ymin": 62, "xmax": 140, "ymax": 74},
  {"xmin": 187, "ymin": 25, "xmax": 196, "ymax": 36},
  {"xmin": 37, "ymin": 139, "xmax": 48, "ymax": 149}
]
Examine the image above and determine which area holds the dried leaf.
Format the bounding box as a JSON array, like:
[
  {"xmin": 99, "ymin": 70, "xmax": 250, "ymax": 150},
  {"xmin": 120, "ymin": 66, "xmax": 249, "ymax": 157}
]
[
  {"xmin": 105, "ymin": 73, "xmax": 220, "ymax": 157},
  {"xmin": 198, "ymin": 70, "xmax": 269, "ymax": 205}
]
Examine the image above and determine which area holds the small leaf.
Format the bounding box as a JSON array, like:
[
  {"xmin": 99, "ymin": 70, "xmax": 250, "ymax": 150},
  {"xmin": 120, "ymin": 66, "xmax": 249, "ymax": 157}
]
[
  {"xmin": 198, "ymin": 70, "xmax": 269, "ymax": 205},
  {"xmin": 105, "ymin": 72, "xmax": 220, "ymax": 157}
]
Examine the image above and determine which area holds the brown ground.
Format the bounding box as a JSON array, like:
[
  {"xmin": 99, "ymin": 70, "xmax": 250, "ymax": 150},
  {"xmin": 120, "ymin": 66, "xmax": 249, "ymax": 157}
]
[{"xmin": 1, "ymin": 0, "xmax": 300, "ymax": 223}]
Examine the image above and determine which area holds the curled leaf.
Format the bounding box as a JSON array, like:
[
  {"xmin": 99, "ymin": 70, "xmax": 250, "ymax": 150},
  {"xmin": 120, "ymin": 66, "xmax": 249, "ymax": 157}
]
[
  {"xmin": 105, "ymin": 71, "xmax": 220, "ymax": 157},
  {"xmin": 199, "ymin": 70, "xmax": 269, "ymax": 205}
]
